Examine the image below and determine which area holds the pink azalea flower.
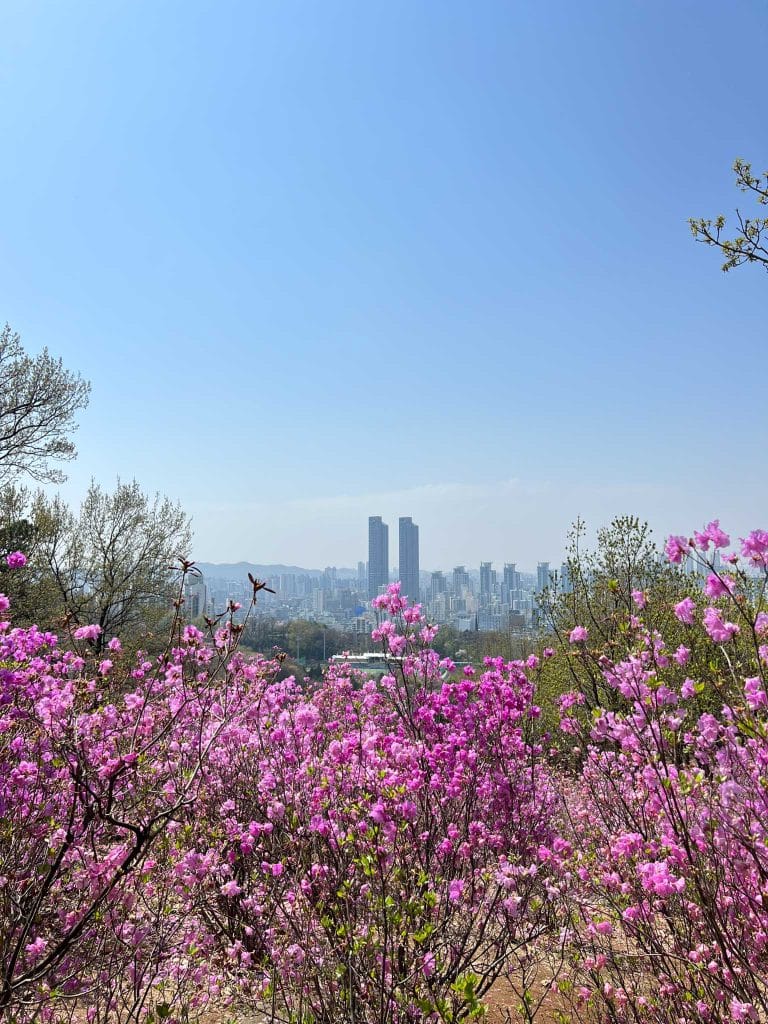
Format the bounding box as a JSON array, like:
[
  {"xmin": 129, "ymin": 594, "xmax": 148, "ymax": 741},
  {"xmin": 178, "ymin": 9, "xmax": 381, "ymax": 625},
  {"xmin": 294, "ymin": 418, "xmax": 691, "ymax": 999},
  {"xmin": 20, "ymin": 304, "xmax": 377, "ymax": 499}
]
[
  {"xmin": 744, "ymin": 677, "xmax": 767, "ymax": 711},
  {"xmin": 674, "ymin": 597, "xmax": 696, "ymax": 625},
  {"xmin": 448, "ymin": 879, "xmax": 464, "ymax": 902},
  {"xmin": 665, "ymin": 535, "xmax": 690, "ymax": 564},
  {"xmin": 702, "ymin": 606, "xmax": 740, "ymax": 643},
  {"xmin": 73, "ymin": 624, "xmax": 102, "ymax": 641},
  {"xmin": 741, "ymin": 530, "xmax": 768, "ymax": 567},
  {"xmin": 24, "ymin": 936, "xmax": 47, "ymax": 962},
  {"xmin": 680, "ymin": 678, "xmax": 696, "ymax": 699},
  {"xmin": 730, "ymin": 1000, "xmax": 756, "ymax": 1022},
  {"xmin": 704, "ymin": 574, "xmax": 735, "ymax": 599},
  {"xmin": 693, "ymin": 520, "xmax": 730, "ymax": 551}
]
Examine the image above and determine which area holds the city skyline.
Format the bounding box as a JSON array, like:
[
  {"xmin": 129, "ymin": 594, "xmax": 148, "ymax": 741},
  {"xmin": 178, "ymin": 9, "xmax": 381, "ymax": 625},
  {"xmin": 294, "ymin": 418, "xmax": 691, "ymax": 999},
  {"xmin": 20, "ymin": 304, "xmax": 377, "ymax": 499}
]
[
  {"xmin": 190, "ymin": 476, "xmax": 753, "ymax": 573},
  {"xmin": 195, "ymin": 511, "xmax": 582, "ymax": 587},
  {"xmin": 194, "ymin": 547, "xmax": 554, "ymax": 635},
  {"xmin": 198, "ymin": 554, "xmax": 548, "ymax": 580},
  {"xmin": 190, "ymin": 514, "xmax": 726, "ymax": 635}
]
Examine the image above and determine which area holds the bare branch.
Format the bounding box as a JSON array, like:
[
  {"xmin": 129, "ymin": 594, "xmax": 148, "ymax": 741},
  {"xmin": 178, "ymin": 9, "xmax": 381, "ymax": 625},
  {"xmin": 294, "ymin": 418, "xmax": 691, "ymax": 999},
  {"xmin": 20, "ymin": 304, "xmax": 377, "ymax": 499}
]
[
  {"xmin": 689, "ymin": 159, "xmax": 768, "ymax": 273},
  {"xmin": 0, "ymin": 325, "xmax": 90, "ymax": 484}
]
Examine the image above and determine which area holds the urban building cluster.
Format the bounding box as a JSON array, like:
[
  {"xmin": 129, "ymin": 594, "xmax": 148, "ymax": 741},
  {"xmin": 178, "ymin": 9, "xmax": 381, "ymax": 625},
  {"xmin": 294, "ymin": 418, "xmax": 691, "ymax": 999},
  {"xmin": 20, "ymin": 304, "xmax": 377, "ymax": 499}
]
[
  {"xmin": 186, "ymin": 516, "xmax": 573, "ymax": 636},
  {"xmin": 367, "ymin": 515, "xmax": 573, "ymax": 632},
  {"xmin": 185, "ymin": 517, "xmax": 728, "ymax": 639}
]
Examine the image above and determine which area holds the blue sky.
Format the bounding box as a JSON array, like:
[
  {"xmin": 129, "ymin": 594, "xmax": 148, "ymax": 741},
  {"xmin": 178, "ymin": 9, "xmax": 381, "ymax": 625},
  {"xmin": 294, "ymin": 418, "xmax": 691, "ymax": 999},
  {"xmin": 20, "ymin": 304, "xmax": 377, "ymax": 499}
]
[{"xmin": 0, "ymin": 0, "xmax": 765, "ymax": 569}]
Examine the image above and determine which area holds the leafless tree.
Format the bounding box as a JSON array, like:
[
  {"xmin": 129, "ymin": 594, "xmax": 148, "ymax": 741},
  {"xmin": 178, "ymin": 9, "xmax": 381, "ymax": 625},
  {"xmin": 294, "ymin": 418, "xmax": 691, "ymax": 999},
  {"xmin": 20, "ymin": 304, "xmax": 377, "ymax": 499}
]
[
  {"xmin": 37, "ymin": 478, "xmax": 193, "ymax": 652},
  {"xmin": 0, "ymin": 324, "xmax": 90, "ymax": 484}
]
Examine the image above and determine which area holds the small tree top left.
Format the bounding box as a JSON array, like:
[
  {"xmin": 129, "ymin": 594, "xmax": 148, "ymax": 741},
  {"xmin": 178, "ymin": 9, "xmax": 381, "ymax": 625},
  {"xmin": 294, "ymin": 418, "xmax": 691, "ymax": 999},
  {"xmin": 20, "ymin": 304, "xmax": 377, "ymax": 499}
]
[{"xmin": 0, "ymin": 324, "xmax": 91, "ymax": 484}]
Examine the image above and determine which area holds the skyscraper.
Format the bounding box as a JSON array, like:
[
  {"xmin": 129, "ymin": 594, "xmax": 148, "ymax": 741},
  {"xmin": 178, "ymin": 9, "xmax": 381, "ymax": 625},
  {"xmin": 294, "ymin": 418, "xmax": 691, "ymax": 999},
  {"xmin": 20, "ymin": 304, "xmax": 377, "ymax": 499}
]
[
  {"xmin": 536, "ymin": 562, "xmax": 552, "ymax": 594},
  {"xmin": 534, "ymin": 561, "xmax": 552, "ymax": 625},
  {"xmin": 398, "ymin": 516, "xmax": 420, "ymax": 605},
  {"xmin": 368, "ymin": 516, "xmax": 389, "ymax": 600},
  {"xmin": 480, "ymin": 562, "xmax": 493, "ymax": 599},
  {"xmin": 452, "ymin": 565, "xmax": 470, "ymax": 595},
  {"xmin": 503, "ymin": 562, "xmax": 521, "ymax": 609},
  {"xmin": 430, "ymin": 571, "xmax": 447, "ymax": 601},
  {"xmin": 503, "ymin": 562, "xmax": 520, "ymax": 592}
]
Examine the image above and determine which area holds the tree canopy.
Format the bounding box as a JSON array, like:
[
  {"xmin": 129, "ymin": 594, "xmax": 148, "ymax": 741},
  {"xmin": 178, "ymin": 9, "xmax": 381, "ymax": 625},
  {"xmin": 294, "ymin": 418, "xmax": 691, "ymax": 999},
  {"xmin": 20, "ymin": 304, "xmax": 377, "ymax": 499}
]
[
  {"xmin": 0, "ymin": 479, "xmax": 192, "ymax": 653},
  {"xmin": 0, "ymin": 325, "xmax": 91, "ymax": 484}
]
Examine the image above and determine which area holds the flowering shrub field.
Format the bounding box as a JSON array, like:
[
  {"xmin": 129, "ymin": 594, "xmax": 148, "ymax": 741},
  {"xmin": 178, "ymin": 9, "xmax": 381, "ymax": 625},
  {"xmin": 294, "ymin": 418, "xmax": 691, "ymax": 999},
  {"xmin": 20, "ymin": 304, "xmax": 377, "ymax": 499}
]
[
  {"xmin": 177, "ymin": 585, "xmax": 557, "ymax": 1024},
  {"xmin": 556, "ymin": 523, "xmax": 768, "ymax": 1024},
  {"xmin": 0, "ymin": 523, "xmax": 767, "ymax": 1023}
]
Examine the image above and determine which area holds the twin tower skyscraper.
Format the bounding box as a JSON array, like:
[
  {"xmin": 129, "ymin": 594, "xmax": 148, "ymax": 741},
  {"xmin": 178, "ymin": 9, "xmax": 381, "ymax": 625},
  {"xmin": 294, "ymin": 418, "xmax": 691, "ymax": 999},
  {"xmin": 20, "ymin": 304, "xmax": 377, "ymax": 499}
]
[{"xmin": 368, "ymin": 516, "xmax": 420, "ymax": 605}]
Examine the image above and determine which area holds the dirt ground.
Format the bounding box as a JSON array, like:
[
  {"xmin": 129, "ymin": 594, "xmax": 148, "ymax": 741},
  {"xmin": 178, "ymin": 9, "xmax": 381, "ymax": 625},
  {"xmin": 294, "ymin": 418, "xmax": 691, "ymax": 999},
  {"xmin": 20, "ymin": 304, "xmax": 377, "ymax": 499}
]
[
  {"xmin": 483, "ymin": 973, "xmax": 569, "ymax": 1023},
  {"xmin": 198, "ymin": 973, "xmax": 571, "ymax": 1023}
]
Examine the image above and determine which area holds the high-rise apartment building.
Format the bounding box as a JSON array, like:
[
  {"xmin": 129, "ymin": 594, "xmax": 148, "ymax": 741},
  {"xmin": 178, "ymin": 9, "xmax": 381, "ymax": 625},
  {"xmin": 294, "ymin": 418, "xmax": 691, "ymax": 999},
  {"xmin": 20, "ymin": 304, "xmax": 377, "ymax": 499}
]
[
  {"xmin": 536, "ymin": 562, "xmax": 552, "ymax": 594},
  {"xmin": 452, "ymin": 565, "xmax": 470, "ymax": 595},
  {"xmin": 398, "ymin": 516, "xmax": 420, "ymax": 605},
  {"xmin": 534, "ymin": 561, "xmax": 553, "ymax": 625},
  {"xmin": 430, "ymin": 571, "xmax": 447, "ymax": 602},
  {"xmin": 480, "ymin": 562, "xmax": 493, "ymax": 597},
  {"xmin": 503, "ymin": 563, "xmax": 520, "ymax": 592},
  {"xmin": 503, "ymin": 562, "xmax": 521, "ymax": 610},
  {"xmin": 184, "ymin": 577, "xmax": 207, "ymax": 619},
  {"xmin": 368, "ymin": 516, "xmax": 389, "ymax": 599}
]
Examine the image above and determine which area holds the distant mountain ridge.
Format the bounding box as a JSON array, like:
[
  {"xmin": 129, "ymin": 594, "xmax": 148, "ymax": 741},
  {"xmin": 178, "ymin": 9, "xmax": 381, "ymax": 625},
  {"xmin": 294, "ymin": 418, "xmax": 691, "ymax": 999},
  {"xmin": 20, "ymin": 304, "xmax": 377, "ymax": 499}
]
[{"xmin": 194, "ymin": 562, "xmax": 358, "ymax": 580}]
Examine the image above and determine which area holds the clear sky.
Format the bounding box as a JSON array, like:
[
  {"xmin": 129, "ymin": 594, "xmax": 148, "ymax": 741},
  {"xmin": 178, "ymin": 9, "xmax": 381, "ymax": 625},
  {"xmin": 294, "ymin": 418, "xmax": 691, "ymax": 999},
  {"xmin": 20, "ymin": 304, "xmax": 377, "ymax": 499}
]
[{"xmin": 0, "ymin": 0, "xmax": 765, "ymax": 570}]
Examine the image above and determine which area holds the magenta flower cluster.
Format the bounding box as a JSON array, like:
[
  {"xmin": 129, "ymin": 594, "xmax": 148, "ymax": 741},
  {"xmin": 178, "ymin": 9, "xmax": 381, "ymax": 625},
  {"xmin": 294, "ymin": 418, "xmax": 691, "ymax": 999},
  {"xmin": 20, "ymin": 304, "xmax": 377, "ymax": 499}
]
[
  {"xmin": 0, "ymin": 600, "xmax": 259, "ymax": 1021},
  {"xmin": 0, "ymin": 576, "xmax": 558, "ymax": 1022},
  {"xmin": 555, "ymin": 522, "xmax": 768, "ymax": 1023},
  {"xmin": 176, "ymin": 584, "xmax": 557, "ymax": 1022},
  {"xmin": 1, "ymin": 518, "xmax": 768, "ymax": 1024}
]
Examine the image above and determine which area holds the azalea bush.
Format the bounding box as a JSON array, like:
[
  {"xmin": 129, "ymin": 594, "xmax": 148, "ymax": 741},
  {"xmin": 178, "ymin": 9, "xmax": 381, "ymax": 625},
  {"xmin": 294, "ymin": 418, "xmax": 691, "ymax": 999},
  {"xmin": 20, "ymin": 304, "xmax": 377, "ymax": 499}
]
[
  {"xmin": 180, "ymin": 583, "xmax": 560, "ymax": 1023},
  {"xmin": 535, "ymin": 516, "xmax": 750, "ymax": 734},
  {"xmin": 0, "ymin": 562, "xmax": 560, "ymax": 1024},
  {"xmin": 4, "ymin": 520, "xmax": 768, "ymax": 1024},
  {"xmin": 554, "ymin": 522, "xmax": 768, "ymax": 1024},
  {"xmin": 0, "ymin": 557, "xmax": 267, "ymax": 1023}
]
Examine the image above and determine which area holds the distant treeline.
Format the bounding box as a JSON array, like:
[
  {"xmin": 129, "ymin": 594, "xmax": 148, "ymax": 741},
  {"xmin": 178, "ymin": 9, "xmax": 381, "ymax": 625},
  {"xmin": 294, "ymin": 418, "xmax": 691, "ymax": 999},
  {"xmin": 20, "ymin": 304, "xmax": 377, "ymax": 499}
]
[{"xmin": 240, "ymin": 615, "xmax": 537, "ymax": 669}]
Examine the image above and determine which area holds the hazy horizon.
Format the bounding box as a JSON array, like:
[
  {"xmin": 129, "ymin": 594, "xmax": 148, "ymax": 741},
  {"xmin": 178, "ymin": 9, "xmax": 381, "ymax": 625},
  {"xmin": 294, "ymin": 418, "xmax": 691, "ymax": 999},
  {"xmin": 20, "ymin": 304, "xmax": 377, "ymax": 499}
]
[{"xmin": 188, "ymin": 475, "xmax": 753, "ymax": 570}]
